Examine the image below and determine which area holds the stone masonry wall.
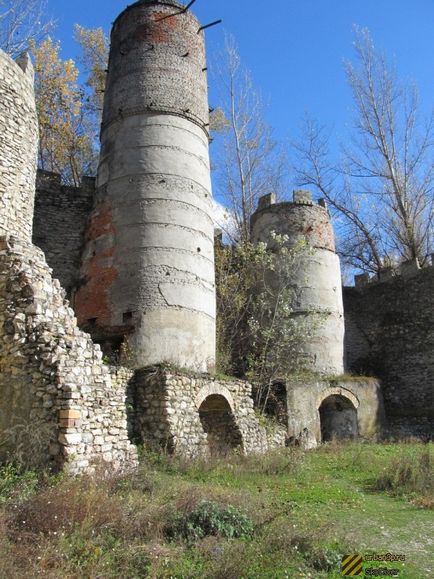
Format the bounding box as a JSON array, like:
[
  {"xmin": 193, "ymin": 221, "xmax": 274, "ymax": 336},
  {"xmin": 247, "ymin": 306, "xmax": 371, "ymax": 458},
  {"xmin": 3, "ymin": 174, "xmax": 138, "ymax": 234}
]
[
  {"xmin": 0, "ymin": 235, "xmax": 137, "ymax": 473},
  {"xmin": 0, "ymin": 51, "xmax": 39, "ymax": 241},
  {"xmin": 33, "ymin": 170, "xmax": 95, "ymax": 298},
  {"xmin": 343, "ymin": 261, "xmax": 434, "ymax": 424},
  {"xmin": 129, "ymin": 367, "xmax": 286, "ymax": 457}
]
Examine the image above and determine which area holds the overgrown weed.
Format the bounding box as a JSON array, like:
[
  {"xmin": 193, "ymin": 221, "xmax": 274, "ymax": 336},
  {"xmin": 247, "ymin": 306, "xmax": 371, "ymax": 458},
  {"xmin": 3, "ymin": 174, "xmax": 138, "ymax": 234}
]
[
  {"xmin": 0, "ymin": 442, "xmax": 430, "ymax": 577},
  {"xmin": 372, "ymin": 445, "xmax": 433, "ymax": 508}
]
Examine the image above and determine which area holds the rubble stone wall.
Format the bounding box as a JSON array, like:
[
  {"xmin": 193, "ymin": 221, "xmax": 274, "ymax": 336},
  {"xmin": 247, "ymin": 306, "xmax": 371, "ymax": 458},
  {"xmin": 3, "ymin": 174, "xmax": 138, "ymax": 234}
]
[
  {"xmin": 0, "ymin": 51, "xmax": 38, "ymax": 241},
  {"xmin": 344, "ymin": 261, "xmax": 434, "ymax": 424},
  {"xmin": 33, "ymin": 170, "xmax": 95, "ymax": 298},
  {"xmin": 129, "ymin": 367, "xmax": 286, "ymax": 456},
  {"xmin": 0, "ymin": 235, "xmax": 137, "ymax": 473}
]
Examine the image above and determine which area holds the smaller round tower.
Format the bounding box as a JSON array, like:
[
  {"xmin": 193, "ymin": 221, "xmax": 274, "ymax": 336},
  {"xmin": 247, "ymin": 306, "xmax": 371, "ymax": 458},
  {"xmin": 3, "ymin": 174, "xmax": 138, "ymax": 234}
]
[
  {"xmin": 250, "ymin": 190, "xmax": 344, "ymax": 376},
  {"xmin": 0, "ymin": 51, "xmax": 38, "ymax": 241}
]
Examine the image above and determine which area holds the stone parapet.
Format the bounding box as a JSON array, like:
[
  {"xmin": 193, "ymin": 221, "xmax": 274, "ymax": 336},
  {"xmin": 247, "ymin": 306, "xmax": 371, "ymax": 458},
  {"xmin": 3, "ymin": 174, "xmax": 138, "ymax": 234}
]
[
  {"xmin": 352, "ymin": 257, "xmax": 432, "ymax": 287},
  {"xmin": 251, "ymin": 192, "xmax": 335, "ymax": 252}
]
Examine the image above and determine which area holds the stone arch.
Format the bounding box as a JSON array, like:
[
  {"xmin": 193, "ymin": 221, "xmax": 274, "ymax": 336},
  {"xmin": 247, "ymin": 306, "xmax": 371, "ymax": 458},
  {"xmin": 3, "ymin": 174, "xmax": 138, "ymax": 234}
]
[
  {"xmin": 317, "ymin": 387, "xmax": 360, "ymax": 410},
  {"xmin": 195, "ymin": 384, "xmax": 235, "ymax": 412},
  {"xmin": 317, "ymin": 387, "xmax": 359, "ymax": 442},
  {"xmin": 198, "ymin": 394, "xmax": 242, "ymax": 456}
]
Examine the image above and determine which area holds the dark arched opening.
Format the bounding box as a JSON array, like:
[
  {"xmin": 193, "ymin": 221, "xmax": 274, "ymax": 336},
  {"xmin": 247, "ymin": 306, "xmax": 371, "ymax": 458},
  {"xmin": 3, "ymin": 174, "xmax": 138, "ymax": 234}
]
[
  {"xmin": 199, "ymin": 395, "xmax": 243, "ymax": 456},
  {"xmin": 319, "ymin": 395, "xmax": 358, "ymax": 442}
]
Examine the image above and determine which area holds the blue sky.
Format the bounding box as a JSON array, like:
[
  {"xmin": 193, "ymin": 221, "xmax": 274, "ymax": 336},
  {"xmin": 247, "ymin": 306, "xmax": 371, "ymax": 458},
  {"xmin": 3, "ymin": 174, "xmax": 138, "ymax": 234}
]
[
  {"xmin": 43, "ymin": 1, "xmax": 434, "ymax": 276},
  {"xmin": 47, "ymin": 0, "xmax": 434, "ymax": 148}
]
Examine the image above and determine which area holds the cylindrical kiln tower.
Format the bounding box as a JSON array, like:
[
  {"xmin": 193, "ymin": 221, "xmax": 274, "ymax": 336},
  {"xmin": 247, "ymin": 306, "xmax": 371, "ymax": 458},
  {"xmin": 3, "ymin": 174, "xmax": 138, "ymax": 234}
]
[
  {"xmin": 251, "ymin": 191, "xmax": 344, "ymax": 375},
  {"xmin": 75, "ymin": 0, "xmax": 216, "ymax": 371}
]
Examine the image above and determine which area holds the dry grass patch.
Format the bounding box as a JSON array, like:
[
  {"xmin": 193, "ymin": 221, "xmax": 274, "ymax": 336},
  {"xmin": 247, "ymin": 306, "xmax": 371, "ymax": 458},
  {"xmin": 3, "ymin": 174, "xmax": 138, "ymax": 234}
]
[{"xmin": 372, "ymin": 446, "xmax": 434, "ymax": 508}]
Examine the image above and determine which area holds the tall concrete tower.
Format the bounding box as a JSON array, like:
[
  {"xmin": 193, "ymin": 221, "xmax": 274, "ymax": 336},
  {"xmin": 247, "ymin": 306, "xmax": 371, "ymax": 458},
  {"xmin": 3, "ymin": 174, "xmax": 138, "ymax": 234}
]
[
  {"xmin": 75, "ymin": 0, "xmax": 216, "ymax": 371},
  {"xmin": 251, "ymin": 191, "xmax": 345, "ymax": 376}
]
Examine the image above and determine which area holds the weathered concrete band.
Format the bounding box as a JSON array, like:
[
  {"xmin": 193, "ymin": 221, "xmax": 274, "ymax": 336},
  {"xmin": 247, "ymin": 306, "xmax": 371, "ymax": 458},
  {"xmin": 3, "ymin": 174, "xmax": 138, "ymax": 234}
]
[
  {"xmin": 75, "ymin": 0, "xmax": 216, "ymax": 371},
  {"xmin": 251, "ymin": 191, "xmax": 345, "ymax": 375}
]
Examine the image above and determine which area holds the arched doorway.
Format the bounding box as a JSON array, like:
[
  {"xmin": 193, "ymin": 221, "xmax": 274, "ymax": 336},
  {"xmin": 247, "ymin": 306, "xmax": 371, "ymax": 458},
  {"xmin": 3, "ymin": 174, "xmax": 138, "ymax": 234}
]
[
  {"xmin": 198, "ymin": 394, "xmax": 243, "ymax": 456},
  {"xmin": 319, "ymin": 394, "xmax": 358, "ymax": 442}
]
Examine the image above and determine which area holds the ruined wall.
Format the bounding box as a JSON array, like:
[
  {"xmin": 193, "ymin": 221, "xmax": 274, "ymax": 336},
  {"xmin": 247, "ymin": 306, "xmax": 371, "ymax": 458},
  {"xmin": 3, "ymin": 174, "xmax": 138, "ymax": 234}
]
[
  {"xmin": 0, "ymin": 47, "xmax": 136, "ymax": 473},
  {"xmin": 75, "ymin": 0, "xmax": 216, "ymax": 371},
  {"xmin": 286, "ymin": 377, "xmax": 384, "ymax": 447},
  {"xmin": 0, "ymin": 51, "xmax": 38, "ymax": 241},
  {"xmin": 0, "ymin": 235, "xmax": 137, "ymax": 472},
  {"xmin": 33, "ymin": 170, "xmax": 95, "ymax": 298},
  {"xmin": 251, "ymin": 191, "xmax": 345, "ymax": 375},
  {"xmin": 344, "ymin": 261, "xmax": 434, "ymax": 426},
  {"xmin": 129, "ymin": 367, "xmax": 286, "ymax": 457}
]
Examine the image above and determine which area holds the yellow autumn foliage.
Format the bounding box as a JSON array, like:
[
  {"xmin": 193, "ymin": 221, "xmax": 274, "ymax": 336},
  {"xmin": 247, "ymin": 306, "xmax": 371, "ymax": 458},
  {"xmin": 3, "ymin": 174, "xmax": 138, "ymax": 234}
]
[{"xmin": 30, "ymin": 36, "xmax": 99, "ymax": 186}]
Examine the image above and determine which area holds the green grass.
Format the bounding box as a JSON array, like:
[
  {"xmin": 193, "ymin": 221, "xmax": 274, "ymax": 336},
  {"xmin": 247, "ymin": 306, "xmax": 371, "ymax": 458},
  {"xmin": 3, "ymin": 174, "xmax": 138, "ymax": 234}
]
[{"xmin": 0, "ymin": 442, "xmax": 432, "ymax": 578}]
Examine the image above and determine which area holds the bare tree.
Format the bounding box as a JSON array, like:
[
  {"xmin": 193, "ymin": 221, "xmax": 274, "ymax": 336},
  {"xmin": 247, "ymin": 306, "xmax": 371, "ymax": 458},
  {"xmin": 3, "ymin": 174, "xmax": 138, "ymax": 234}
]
[
  {"xmin": 292, "ymin": 27, "xmax": 434, "ymax": 274},
  {"xmin": 211, "ymin": 35, "xmax": 288, "ymax": 242},
  {"xmin": 0, "ymin": 0, "xmax": 53, "ymax": 57}
]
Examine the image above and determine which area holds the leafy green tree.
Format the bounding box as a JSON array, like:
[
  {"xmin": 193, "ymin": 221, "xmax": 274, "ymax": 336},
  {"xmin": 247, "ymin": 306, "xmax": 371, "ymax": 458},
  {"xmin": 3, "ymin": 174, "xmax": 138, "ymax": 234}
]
[
  {"xmin": 215, "ymin": 238, "xmax": 255, "ymax": 376},
  {"xmin": 245, "ymin": 233, "xmax": 314, "ymax": 410},
  {"xmin": 216, "ymin": 234, "xmax": 314, "ymax": 412}
]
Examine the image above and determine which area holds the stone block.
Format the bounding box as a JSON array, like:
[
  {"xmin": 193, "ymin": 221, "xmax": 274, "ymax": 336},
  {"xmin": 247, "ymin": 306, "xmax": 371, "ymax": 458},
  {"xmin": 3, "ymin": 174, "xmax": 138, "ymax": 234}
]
[
  {"xmin": 400, "ymin": 258, "xmax": 420, "ymax": 278},
  {"xmin": 58, "ymin": 409, "xmax": 81, "ymax": 419},
  {"xmin": 354, "ymin": 273, "xmax": 370, "ymax": 288},
  {"xmin": 257, "ymin": 192, "xmax": 276, "ymax": 210},
  {"xmin": 58, "ymin": 432, "xmax": 82, "ymax": 445},
  {"xmin": 293, "ymin": 189, "xmax": 312, "ymax": 204},
  {"xmin": 59, "ymin": 418, "xmax": 77, "ymax": 428}
]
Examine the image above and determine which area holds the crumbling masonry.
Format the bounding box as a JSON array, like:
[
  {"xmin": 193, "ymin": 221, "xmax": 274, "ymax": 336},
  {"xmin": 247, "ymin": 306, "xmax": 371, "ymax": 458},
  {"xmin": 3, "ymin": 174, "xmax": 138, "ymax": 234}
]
[
  {"xmin": 0, "ymin": 49, "xmax": 137, "ymax": 472},
  {"xmin": 0, "ymin": 0, "xmax": 432, "ymax": 472}
]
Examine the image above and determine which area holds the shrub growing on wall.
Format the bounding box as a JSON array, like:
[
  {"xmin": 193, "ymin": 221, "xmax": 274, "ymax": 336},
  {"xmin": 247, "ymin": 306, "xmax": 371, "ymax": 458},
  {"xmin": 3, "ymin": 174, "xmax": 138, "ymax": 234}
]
[{"xmin": 216, "ymin": 233, "xmax": 319, "ymax": 412}]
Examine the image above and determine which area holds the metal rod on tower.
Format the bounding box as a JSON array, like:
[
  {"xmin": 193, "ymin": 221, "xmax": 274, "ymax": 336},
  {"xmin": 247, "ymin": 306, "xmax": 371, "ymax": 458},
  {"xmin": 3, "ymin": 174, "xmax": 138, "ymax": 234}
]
[
  {"xmin": 197, "ymin": 20, "xmax": 222, "ymax": 33},
  {"xmin": 183, "ymin": 0, "xmax": 197, "ymax": 12}
]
